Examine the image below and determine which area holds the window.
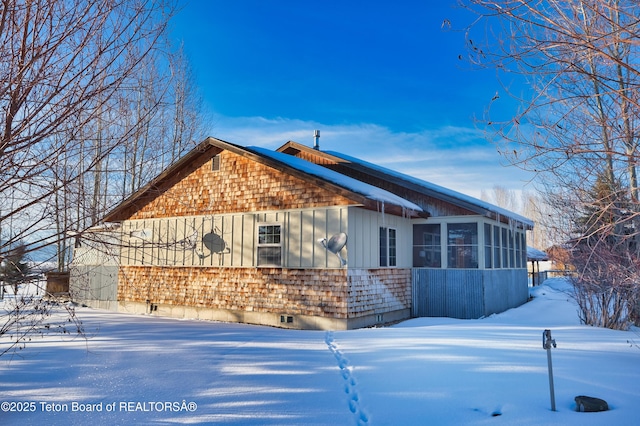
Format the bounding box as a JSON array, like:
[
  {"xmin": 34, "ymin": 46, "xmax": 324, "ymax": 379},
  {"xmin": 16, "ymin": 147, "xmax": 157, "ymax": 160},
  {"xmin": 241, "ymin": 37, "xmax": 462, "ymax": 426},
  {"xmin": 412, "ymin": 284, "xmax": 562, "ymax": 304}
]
[
  {"xmin": 493, "ymin": 226, "xmax": 501, "ymax": 268},
  {"xmin": 515, "ymin": 231, "xmax": 522, "ymax": 268},
  {"xmin": 257, "ymin": 224, "xmax": 281, "ymax": 266},
  {"xmin": 413, "ymin": 224, "xmax": 441, "ymax": 267},
  {"xmin": 509, "ymin": 230, "xmax": 515, "ymax": 268},
  {"xmin": 520, "ymin": 233, "xmax": 527, "ymax": 267},
  {"xmin": 501, "ymin": 228, "xmax": 508, "ymax": 268},
  {"xmin": 211, "ymin": 155, "xmax": 220, "ymax": 171},
  {"xmin": 447, "ymin": 223, "xmax": 478, "ymax": 268},
  {"xmin": 484, "ymin": 223, "xmax": 492, "ymax": 268},
  {"xmin": 380, "ymin": 227, "xmax": 397, "ymax": 267}
]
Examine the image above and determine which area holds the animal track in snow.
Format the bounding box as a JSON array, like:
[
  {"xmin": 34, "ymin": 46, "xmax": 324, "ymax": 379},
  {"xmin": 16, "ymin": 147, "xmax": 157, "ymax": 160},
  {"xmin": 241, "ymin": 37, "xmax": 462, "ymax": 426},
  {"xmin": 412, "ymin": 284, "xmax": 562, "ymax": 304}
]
[{"xmin": 325, "ymin": 331, "xmax": 369, "ymax": 425}]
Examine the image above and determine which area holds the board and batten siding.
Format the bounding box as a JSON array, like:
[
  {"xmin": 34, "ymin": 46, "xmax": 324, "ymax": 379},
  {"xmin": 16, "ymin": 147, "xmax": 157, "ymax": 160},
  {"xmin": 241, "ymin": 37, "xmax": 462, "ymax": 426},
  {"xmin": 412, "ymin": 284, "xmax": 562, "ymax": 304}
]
[
  {"xmin": 120, "ymin": 205, "xmax": 414, "ymax": 270},
  {"xmin": 69, "ymin": 231, "xmax": 120, "ymax": 310},
  {"xmin": 346, "ymin": 207, "xmax": 412, "ymax": 269},
  {"xmin": 120, "ymin": 206, "xmax": 349, "ymax": 269}
]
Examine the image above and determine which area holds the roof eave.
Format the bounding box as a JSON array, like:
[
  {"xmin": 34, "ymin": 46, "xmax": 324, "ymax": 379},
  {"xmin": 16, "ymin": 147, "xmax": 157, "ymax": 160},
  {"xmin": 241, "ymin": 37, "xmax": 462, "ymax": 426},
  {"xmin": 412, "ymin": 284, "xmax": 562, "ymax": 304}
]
[{"xmin": 103, "ymin": 137, "xmax": 222, "ymax": 222}]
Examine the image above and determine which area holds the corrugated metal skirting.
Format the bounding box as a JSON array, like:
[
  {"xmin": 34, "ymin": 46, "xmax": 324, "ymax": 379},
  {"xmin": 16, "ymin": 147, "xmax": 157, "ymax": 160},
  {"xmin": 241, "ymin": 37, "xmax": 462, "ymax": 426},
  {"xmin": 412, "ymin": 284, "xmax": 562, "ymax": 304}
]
[{"xmin": 412, "ymin": 268, "xmax": 528, "ymax": 319}]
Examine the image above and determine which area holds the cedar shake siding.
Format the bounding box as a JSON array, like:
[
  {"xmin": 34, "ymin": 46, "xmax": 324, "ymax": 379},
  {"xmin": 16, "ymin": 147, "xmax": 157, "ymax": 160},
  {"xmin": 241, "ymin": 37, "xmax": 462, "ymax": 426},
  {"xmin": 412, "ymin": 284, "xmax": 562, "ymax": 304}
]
[
  {"xmin": 128, "ymin": 150, "xmax": 357, "ymax": 220},
  {"xmin": 117, "ymin": 266, "xmax": 410, "ymax": 330}
]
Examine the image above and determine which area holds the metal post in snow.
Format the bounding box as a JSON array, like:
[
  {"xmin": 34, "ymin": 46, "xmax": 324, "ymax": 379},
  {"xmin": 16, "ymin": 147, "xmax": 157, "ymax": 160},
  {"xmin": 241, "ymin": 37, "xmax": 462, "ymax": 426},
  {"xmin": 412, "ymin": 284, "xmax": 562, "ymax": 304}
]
[{"xmin": 543, "ymin": 329, "xmax": 557, "ymax": 411}]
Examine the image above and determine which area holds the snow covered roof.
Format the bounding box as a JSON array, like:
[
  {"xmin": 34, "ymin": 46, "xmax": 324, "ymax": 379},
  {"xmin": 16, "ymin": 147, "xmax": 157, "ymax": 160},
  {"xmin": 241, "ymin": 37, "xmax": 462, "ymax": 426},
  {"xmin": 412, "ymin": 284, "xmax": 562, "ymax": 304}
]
[
  {"xmin": 102, "ymin": 137, "xmax": 425, "ymax": 222},
  {"xmin": 322, "ymin": 150, "xmax": 534, "ymax": 228},
  {"xmin": 103, "ymin": 136, "xmax": 531, "ymax": 225},
  {"xmin": 245, "ymin": 146, "xmax": 423, "ymax": 213},
  {"xmin": 527, "ymin": 246, "xmax": 549, "ymax": 261}
]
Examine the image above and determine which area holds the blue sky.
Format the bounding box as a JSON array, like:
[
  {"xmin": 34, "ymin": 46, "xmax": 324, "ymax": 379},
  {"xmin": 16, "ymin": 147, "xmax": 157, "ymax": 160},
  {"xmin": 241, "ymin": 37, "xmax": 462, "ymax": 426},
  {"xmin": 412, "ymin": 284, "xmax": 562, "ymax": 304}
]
[{"xmin": 170, "ymin": 0, "xmax": 534, "ymax": 199}]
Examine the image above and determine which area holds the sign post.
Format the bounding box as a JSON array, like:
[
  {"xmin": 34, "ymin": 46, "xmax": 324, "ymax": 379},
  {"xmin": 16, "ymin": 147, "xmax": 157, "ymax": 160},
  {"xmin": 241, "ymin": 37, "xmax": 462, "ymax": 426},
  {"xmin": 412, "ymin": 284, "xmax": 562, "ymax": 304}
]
[{"xmin": 543, "ymin": 329, "xmax": 557, "ymax": 411}]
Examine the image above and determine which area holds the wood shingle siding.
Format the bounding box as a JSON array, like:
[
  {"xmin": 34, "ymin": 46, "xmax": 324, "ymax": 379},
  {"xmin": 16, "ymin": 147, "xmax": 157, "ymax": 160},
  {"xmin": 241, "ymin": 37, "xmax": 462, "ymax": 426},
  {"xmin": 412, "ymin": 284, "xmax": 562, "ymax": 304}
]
[
  {"xmin": 348, "ymin": 268, "xmax": 411, "ymax": 317},
  {"xmin": 118, "ymin": 266, "xmax": 349, "ymax": 317},
  {"xmin": 117, "ymin": 266, "xmax": 411, "ymax": 329},
  {"xmin": 128, "ymin": 150, "xmax": 358, "ymax": 220}
]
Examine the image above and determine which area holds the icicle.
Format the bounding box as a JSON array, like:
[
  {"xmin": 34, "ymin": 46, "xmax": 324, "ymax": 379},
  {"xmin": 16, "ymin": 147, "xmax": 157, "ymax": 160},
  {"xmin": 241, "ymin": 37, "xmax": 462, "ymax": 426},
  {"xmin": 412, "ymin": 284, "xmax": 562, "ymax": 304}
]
[{"xmin": 381, "ymin": 201, "xmax": 386, "ymax": 226}]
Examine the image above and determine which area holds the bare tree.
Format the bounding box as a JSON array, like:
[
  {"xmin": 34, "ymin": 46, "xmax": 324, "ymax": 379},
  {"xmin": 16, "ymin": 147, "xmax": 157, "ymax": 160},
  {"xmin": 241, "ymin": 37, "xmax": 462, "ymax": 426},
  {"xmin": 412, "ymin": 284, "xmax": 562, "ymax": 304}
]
[
  {"xmin": 481, "ymin": 185, "xmax": 518, "ymax": 213},
  {"xmin": 481, "ymin": 185, "xmax": 551, "ymax": 250},
  {"xmin": 107, "ymin": 41, "xmax": 201, "ymax": 204},
  {"xmin": 459, "ymin": 0, "xmax": 640, "ymax": 328},
  {"xmin": 0, "ymin": 0, "xmax": 178, "ymax": 356}
]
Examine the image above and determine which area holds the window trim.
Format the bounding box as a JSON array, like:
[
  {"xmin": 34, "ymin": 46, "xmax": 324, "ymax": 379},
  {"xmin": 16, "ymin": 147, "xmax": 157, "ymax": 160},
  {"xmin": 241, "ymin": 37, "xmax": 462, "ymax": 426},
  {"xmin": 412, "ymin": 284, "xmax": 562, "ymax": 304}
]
[{"xmin": 256, "ymin": 222, "xmax": 282, "ymax": 267}]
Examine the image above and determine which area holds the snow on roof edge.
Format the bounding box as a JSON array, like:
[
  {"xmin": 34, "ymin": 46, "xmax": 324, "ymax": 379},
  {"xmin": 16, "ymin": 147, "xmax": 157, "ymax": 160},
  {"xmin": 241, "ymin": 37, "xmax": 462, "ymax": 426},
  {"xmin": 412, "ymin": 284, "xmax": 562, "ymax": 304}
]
[
  {"xmin": 325, "ymin": 150, "xmax": 534, "ymax": 227},
  {"xmin": 527, "ymin": 246, "xmax": 549, "ymax": 261},
  {"xmin": 245, "ymin": 146, "xmax": 424, "ymax": 213}
]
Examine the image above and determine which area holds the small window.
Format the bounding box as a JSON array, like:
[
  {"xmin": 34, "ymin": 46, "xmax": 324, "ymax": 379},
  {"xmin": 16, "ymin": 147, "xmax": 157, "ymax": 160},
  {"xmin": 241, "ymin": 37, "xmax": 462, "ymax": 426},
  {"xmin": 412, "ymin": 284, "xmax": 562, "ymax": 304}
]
[
  {"xmin": 380, "ymin": 227, "xmax": 397, "ymax": 267},
  {"xmin": 257, "ymin": 224, "xmax": 282, "ymax": 266},
  {"xmin": 211, "ymin": 155, "xmax": 220, "ymax": 171},
  {"xmin": 389, "ymin": 228, "xmax": 397, "ymax": 267}
]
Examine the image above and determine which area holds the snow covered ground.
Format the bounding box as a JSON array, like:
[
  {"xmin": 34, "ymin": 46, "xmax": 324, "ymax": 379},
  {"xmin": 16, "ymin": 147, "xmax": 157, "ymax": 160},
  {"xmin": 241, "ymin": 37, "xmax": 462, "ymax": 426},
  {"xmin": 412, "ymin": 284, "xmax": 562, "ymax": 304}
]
[{"xmin": 0, "ymin": 278, "xmax": 638, "ymax": 425}]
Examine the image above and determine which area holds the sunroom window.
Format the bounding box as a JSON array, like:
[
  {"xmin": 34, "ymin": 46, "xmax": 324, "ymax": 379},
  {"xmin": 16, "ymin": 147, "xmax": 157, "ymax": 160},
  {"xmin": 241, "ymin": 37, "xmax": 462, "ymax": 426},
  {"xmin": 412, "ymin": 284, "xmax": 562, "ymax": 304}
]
[
  {"xmin": 413, "ymin": 224, "xmax": 441, "ymax": 267},
  {"xmin": 502, "ymin": 228, "xmax": 509, "ymax": 268},
  {"xmin": 447, "ymin": 223, "xmax": 478, "ymax": 268},
  {"xmin": 493, "ymin": 226, "xmax": 501, "ymax": 268},
  {"xmin": 484, "ymin": 223, "xmax": 492, "ymax": 269}
]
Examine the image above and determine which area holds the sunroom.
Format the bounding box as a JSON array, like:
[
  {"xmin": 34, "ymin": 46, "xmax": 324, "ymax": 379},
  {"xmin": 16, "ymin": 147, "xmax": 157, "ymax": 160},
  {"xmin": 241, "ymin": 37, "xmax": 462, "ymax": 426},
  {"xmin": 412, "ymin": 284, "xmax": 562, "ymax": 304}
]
[
  {"xmin": 411, "ymin": 216, "xmax": 529, "ymax": 319},
  {"xmin": 412, "ymin": 216, "xmax": 528, "ymax": 270}
]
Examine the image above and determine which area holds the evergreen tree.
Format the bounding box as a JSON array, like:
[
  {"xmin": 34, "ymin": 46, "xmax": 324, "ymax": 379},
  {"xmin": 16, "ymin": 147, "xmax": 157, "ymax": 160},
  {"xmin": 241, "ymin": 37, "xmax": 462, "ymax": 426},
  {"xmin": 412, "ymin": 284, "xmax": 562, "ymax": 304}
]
[
  {"xmin": 575, "ymin": 174, "xmax": 629, "ymax": 243},
  {"xmin": 0, "ymin": 243, "xmax": 32, "ymax": 294},
  {"xmin": 569, "ymin": 174, "xmax": 639, "ymax": 329}
]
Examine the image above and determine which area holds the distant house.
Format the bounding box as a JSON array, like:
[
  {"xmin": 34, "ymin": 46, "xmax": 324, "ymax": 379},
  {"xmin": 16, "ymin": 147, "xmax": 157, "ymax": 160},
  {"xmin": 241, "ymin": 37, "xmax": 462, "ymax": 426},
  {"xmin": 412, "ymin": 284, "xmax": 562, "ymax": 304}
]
[
  {"xmin": 70, "ymin": 136, "xmax": 533, "ymax": 330},
  {"xmin": 527, "ymin": 246, "xmax": 549, "ymax": 286}
]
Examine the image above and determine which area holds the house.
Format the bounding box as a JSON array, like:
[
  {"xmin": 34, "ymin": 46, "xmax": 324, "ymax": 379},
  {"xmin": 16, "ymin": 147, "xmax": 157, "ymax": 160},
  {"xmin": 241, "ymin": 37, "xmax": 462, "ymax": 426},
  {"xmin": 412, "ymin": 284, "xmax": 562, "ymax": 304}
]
[{"xmin": 70, "ymin": 136, "xmax": 533, "ymax": 330}]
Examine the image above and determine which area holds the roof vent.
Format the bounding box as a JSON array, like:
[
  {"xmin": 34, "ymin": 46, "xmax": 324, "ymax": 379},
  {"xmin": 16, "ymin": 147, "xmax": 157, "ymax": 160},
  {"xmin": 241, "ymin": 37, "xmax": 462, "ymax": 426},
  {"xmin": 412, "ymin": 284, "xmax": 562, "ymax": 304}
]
[{"xmin": 313, "ymin": 129, "xmax": 320, "ymax": 150}]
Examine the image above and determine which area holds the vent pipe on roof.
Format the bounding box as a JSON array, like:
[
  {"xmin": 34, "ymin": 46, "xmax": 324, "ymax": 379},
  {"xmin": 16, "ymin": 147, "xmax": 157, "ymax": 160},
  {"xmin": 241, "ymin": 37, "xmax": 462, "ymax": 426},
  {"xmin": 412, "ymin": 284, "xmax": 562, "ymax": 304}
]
[{"xmin": 313, "ymin": 129, "xmax": 320, "ymax": 150}]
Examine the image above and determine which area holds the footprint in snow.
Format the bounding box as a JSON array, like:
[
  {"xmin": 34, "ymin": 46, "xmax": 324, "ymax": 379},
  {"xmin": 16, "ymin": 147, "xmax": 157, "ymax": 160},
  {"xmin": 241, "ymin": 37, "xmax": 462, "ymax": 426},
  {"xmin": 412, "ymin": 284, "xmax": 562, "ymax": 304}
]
[{"xmin": 324, "ymin": 331, "xmax": 369, "ymax": 424}]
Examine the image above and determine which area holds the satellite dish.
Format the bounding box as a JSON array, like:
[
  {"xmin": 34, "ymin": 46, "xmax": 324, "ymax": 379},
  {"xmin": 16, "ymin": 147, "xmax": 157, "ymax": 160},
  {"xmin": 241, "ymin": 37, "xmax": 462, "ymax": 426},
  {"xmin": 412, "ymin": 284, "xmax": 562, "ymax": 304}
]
[
  {"xmin": 318, "ymin": 232, "xmax": 348, "ymax": 266},
  {"xmin": 203, "ymin": 232, "xmax": 227, "ymax": 254},
  {"xmin": 325, "ymin": 233, "xmax": 347, "ymax": 254}
]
